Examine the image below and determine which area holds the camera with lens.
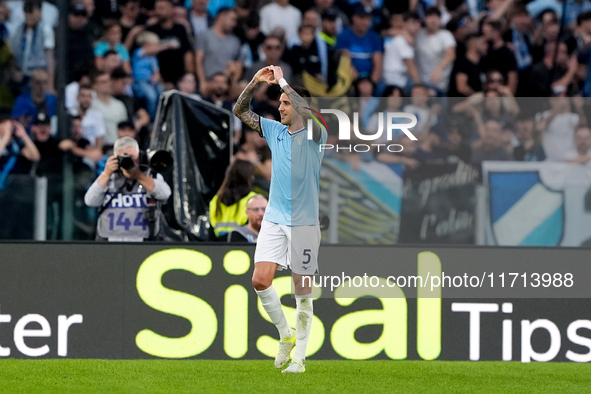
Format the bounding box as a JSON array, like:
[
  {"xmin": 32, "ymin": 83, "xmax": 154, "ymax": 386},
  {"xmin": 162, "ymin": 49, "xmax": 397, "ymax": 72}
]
[{"xmin": 117, "ymin": 153, "xmax": 135, "ymax": 171}]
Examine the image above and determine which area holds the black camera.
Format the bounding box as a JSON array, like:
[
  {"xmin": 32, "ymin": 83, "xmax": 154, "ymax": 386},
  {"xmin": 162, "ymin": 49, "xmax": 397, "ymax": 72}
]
[{"xmin": 117, "ymin": 153, "xmax": 135, "ymax": 171}]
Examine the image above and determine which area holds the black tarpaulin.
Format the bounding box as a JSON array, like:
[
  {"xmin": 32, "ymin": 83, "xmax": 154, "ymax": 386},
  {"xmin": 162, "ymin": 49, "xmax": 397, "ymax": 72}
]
[{"xmin": 150, "ymin": 91, "xmax": 233, "ymax": 240}]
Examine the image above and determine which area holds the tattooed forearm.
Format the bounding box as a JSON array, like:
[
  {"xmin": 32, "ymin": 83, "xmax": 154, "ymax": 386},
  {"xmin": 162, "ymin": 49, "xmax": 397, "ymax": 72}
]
[
  {"xmin": 233, "ymin": 79, "xmax": 262, "ymax": 135},
  {"xmin": 282, "ymin": 85, "xmax": 322, "ymax": 142}
]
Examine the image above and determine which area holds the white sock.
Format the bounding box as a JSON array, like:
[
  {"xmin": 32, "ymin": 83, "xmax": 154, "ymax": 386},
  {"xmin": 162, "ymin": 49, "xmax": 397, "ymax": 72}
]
[
  {"xmin": 256, "ymin": 285, "xmax": 293, "ymax": 339},
  {"xmin": 294, "ymin": 297, "xmax": 313, "ymax": 361}
]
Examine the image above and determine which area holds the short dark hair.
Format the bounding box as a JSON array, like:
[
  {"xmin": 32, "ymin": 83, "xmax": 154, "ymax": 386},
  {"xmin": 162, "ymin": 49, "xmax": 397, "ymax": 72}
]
[
  {"xmin": 245, "ymin": 12, "xmax": 259, "ymax": 28},
  {"xmin": 403, "ymin": 11, "xmax": 420, "ymax": 22},
  {"xmin": 298, "ymin": 24, "xmax": 316, "ymax": 34},
  {"xmin": 382, "ymin": 85, "xmax": 404, "ymax": 98},
  {"xmin": 103, "ymin": 49, "xmax": 119, "ymax": 59},
  {"xmin": 78, "ymin": 83, "xmax": 93, "ymax": 92},
  {"xmin": 118, "ymin": 121, "xmax": 135, "ymax": 130},
  {"xmin": 90, "ymin": 69, "xmax": 110, "ymax": 84},
  {"xmin": 484, "ymin": 19, "xmax": 503, "ymax": 33},
  {"xmin": 465, "ymin": 32, "xmax": 483, "ymax": 44},
  {"xmin": 424, "ymin": 7, "xmax": 441, "ymax": 18},
  {"xmin": 24, "ymin": 0, "xmax": 41, "ymax": 13},
  {"xmin": 291, "ymin": 86, "xmax": 311, "ymax": 105},
  {"xmin": 216, "ymin": 6, "xmax": 234, "ymax": 20},
  {"xmin": 578, "ymin": 11, "xmax": 591, "ymax": 25}
]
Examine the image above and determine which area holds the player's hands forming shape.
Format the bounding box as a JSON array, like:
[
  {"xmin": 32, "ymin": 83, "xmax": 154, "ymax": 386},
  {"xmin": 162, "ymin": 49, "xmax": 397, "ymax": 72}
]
[
  {"xmin": 268, "ymin": 65, "xmax": 284, "ymax": 84},
  {"xmin": 253, "ymin": 67, "xmax": 275, "ymax": 84}
]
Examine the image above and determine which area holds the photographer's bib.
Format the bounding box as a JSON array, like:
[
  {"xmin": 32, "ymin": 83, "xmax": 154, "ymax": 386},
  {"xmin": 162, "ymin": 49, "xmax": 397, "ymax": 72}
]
[{"xmin": 97, "ymin": 176, "xmax": 154, "ymax": 240}]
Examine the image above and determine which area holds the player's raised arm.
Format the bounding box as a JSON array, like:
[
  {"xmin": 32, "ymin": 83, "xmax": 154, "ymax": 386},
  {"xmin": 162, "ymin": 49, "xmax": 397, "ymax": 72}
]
[
  {"xmin": 269, "ymin": 66, "xmax": 322, "ymax": 142},
  {"xmin": 233, "ymin": 67, "xmax": 274, "ymax": 137}
]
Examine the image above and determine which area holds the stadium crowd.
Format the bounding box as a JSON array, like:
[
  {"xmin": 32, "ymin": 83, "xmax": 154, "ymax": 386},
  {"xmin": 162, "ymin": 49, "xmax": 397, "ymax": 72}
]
[{"xmin": 2, "ymin": 0, "xmax": 591, "ymax": 239}]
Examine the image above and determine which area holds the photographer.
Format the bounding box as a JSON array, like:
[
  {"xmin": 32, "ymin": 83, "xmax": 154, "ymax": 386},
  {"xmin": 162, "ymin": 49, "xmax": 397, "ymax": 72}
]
[{"xmin": 84, "ymin": 136, "xmax": 171, "ymax": 241}]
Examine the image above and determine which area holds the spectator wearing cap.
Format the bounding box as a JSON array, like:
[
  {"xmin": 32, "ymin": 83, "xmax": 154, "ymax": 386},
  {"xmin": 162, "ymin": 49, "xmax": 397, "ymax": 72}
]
[
  {"xmin": 448, "ymin": 33, "xmax": 488, "ymax": 97},
  {"xmin": 189, "ymin": 0, "xmax": 213, "ymax": 42},
  {"xmin": 95, "ymin": 20, "xmax": 132, "ymax": 74},
  {"xmin": 111, "ymin": 67, "xmax": 150, "ymax": 131},
  {"xmin": 195, "ymin": 7, "xmax": 242, "ymax": 95},
  {"xmin": 70, "ymin": 84, "xmax": 106, "ymax": 150},
  {"xmin": 146, "ymin": 0, "xmax": 194, "ymax": 88},
  {"xmin": 90, "ymin": 70, "xmax": 129, "ymax": 147},
  {"xmin": 530, "ymin": 41, "xmax": 578, "ymax": 97},
  {"xmin": 8, "ymin": 0, "xmax": 55, "ymax": 90},
  {"xmin": 30, "ymin": 111, "xmax": 63, "ymax": 174},
  {"xmin": 67, "ymin": 2, "xmax": 95, "ymax": 83},
  {"xmin": 259, "ymin": 0, "xmax": 301, "ymax": 44},
  {"xmin": 414, "ymin": 7, "xmax": 456, "ymax": 95},
  {"xmin": 481, "ymin": 19, "xmax": 518, "ymax": 95},
  {"xmin": 11, "ymin": 69, "xmax": 56, "ymax": 133},
  {"xmin": 336, "ymin": 4, "xmax": 383, "ymax": 84}
]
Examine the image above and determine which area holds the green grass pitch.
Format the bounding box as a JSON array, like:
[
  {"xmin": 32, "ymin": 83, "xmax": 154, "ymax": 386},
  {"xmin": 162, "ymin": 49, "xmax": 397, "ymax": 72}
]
[{"xmin": 0, "ymin": 360, "xmax": 590, "ymax": 393}]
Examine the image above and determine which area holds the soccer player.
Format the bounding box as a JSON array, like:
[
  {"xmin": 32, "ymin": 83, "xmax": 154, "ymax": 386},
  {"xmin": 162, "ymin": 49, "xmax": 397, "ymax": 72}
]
[{"xmin": 233, "ymin": 66, "xmax": 327, "ymax": 373}]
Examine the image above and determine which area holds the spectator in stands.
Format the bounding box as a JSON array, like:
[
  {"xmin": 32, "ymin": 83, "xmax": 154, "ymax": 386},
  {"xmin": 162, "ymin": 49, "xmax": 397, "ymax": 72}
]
[
  {"xmin": 416, "ymin": 131, "xmax": 447, "ymax": 164},
  {"xmin": 189, "ymin": 0, "xmax": 213, "ymax": 42},
  {"xmin": 235, "ymin": 126, "xmax": 272, "ymax": 182},
  {"xmin": 228, "ymin": 194, "xmax": 267, "ymax": 243},
  {"xmin": 506, "ymin": 5, "xmax": 534, "ymax": 97},
  {"xmin": 415, "ymin": 7, "xmax": 456, "ymax": 95},
  {"xmin": 95, "ymin": 20, "xmax": 132, "ymax": 74},
  {"xmin": 65, "ymin": 64, "xmax": 93, "ymax": 112},
  {"xmin": 100, "ymin": 50, "xmax": 123, "ymax": 74},
  {"xmin": 91, "ymin": 71, "xmax": 128, "ymax": 147},
  {"xmin": 195, "ymin": 7, "xmax": 242, "ymax": 95},
  {"xmin": 58, "ymin": 115, "xmax": 103, "ymax": 167},
  {"xmin": 530, "ymin": 42, "xmax": 579, "ymax": 97},
  {"xmin": 445, "ymin": 122, "xmax": 471, "ymax": 163},
  {"xmin": 481, "ymin": 19, "xmax": 518, "ymax": 94},
  {"xmin": 176, "ymin": 72, "xmax": 199, "ymax": 98},
  {"xmin": 568, "ymin": 125, "xmax": 591, "ymax": 164},
  {"xmin": 514, "ymin": 115, "xmax": 545, "ymax": 161},
  {"xmin": 245, "ymin": 36, "xmax": 292, "ymax": 82},
  {"xmin": 147, "ymin": 0, "xmax": 194, "ymax": 88},
  {"xmin": 11, "ymin": 69, "xmax": 56, "ymax": 133},
  {"xmin": 111, "ymin": 68, "xmax": 150, "ymax": 134},
  {"xmin": 535, "ymin": 94, "xmax": 584, "ymax": 162},
  {"xmin": 237, "ymin": 13, "xmax": 264, "ymax": 71},
  {"xmin": 287, "ymin": 25, "xmax": 322, "ymax": 82},
  {"xmin": 470, "ymin": 119, "xmax": 514, "ymax": 165},
  {"xmin": 132, "ymin": 31, "xmax": 169, "ymax": 119},
  {"xmin": 8, "ymin": 0, "xmax": 55, "ymax": 91},
  {"xmin": 67, "ymin": 2, "xmax": 95, "ymax": 84},
  {"xmin": 337, "ymin": 4, "xmax": 382, "ymax": 84},
  {"xmin": 366, "ymin": 85, "xmax": 403, "ymax": 139},
  {"xmin": 259, "ymin": 0, "xmax": 301, "ymax": 43},
  {"xmin": 0, "ymin": 119, "xmax": 39, "ymax": 175},
  {"xmin": 71, "ymin": 84, "xmax": 106, "ymax": 150},
  {"xmin": 0, "ymin": 36, "xmax": 21, "ymax": 114},
  {"xmin": 382, "ymin": 11, "xmax": 420, "ymax": 91},
  {"xmin": 575, "ymin": 11, "xmax": 591, "ymax": 56},
  {"xmin": 0, "ymin": 0, "xmax": 9, "ymax": 39},
  {"xmin": 203, "ymin": 72, "xmax": 233, "ymax": 112},
  {"xmin": 173, "ymin": 4, "xmax": 193, "ymax": 38},
  {"xmin": 449, "ymin": 33, "xmax": 488, "ymax": 97},
  {"xmin": 119, "ymin": 0, "xmax": 144, "ymax": 50},
  {"xmin": 209, "ymin": 158, "xmax": 257, "ymax": 240},
  {"xmin": 403, "ymin": 84, "xmax": 439, "ymax": 140},
  {"xmin": 30, "ymin": 111, "xmax": 62, "ymax": 174},
  {"xmin": 311, "ymin": 0, "xmax": 348, "ymax": 36},
  {"xmin": 376, "ymin": 134, "xmax": 420, "ymax": 169}
]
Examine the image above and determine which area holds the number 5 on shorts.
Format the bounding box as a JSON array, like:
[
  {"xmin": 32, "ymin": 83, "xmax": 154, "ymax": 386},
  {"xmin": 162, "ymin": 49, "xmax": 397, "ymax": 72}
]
[{"xmin": 303, "ymin": 249, "xmax": 311, "ymax": 264}]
